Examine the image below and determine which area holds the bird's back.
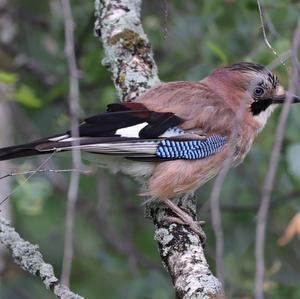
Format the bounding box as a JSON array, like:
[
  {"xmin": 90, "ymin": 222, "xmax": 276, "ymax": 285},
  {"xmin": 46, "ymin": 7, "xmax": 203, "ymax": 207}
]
[{"xmin": 134, "ymin": 80, "xmax": 258, "ymax": 198}]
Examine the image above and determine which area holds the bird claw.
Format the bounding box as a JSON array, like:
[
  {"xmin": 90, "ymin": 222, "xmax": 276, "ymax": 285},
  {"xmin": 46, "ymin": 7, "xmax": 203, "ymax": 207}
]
[{"xmin": 163, "ymin": 199, "xmax": 206, "ymax": 245}]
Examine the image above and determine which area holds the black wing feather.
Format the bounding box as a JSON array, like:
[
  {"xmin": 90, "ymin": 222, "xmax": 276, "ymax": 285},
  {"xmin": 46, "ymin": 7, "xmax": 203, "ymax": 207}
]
[
  {"xmin": 139, "ymin": 113, "xmax": 183, "ymax": 138},
  {"xmin": 75, "ymin": 103, "xmax": 183, "ymax": 138},
  {"xmin": 0, "ymin": 103, "xmax": 184, "ymax": 161}
]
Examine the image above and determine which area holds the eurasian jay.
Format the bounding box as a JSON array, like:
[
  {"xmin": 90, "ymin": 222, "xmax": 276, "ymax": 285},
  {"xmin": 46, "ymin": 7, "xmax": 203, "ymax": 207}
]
[{"xmin": 1, "ymin": 62, "xmax": 299, "ymax": 234}]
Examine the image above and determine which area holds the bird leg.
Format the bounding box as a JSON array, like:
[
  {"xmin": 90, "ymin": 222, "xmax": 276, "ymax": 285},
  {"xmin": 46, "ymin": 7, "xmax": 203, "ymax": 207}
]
[{"xmin": 163, "ymin": 198, "xmax": 206, "ymax": 243}]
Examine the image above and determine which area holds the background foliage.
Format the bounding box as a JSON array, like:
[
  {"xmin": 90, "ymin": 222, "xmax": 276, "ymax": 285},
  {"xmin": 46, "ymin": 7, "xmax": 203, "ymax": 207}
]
[{"xmin": 0, "ymin": 0, "xmax": 300, "ymax": 298}]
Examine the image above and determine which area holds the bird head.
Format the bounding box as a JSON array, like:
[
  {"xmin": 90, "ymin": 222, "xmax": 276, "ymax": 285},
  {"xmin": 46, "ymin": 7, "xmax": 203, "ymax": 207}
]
[{"xmin": 209, "ymin": 62, "xmax": 300, "ymax": 128}]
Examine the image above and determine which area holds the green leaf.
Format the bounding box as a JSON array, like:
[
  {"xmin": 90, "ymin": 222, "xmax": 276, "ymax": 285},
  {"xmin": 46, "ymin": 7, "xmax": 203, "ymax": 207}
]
[
  {"xmin": 287, "ymin": 143, "xmax": 300, "ymax": 179},
  {"xmin": 207, "ymin": 41, "xmax": 228, "ymax": 64},
  {"xmin": 0, "ymin": 71, "xmax": 18, "ymax": 84},
  {"xmin": 14, "ymin": 84, "xmax": 42, "ymax": 108}
]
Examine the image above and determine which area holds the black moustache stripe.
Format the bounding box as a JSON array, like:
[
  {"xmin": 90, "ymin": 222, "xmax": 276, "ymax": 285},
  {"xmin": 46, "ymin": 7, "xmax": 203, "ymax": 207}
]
[{"xmin": 250, "ymin": 99, "xmax": 273, "ymax": 115}]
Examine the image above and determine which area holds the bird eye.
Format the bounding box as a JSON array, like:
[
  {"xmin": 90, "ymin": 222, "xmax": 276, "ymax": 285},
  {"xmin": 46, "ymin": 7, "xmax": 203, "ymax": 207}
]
[{"xmin": 253, "ymin": 87, "xmax": 264, "ymax": 97}]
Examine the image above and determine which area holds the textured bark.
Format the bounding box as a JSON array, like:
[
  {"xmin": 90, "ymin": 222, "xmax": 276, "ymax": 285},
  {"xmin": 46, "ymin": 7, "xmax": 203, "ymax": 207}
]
[
  {"xmin": 94, "ymin": 0, "xmax": 160, "ymax": 100},
  {"xmin": 95, "ymin": 1, "xmax": 223, "ymax": 298},
  {"xmin": 0, "ymin": 218, "xmax": 84, "ymax": 299}
]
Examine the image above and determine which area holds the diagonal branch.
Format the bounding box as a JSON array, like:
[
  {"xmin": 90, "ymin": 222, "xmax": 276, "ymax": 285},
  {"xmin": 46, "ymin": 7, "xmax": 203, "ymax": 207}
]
[
  {"xmin": 0, "ymin": 217, "xmax": 84, "ymax": 299},
  {"xmin": 94, "ymin": 1, "xmax": 223, "ymax": 298}
]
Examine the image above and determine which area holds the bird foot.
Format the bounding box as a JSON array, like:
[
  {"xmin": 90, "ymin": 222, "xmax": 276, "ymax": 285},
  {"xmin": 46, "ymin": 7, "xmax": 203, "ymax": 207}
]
[{"xmin": 163, "ymin": 199, "xmax": 206, "ymax": 244}]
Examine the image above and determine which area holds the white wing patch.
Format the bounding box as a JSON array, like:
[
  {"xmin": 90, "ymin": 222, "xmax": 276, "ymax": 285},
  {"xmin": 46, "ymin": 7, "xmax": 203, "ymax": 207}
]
[
  {"xmin": 48, "ymin": 134, "xmax": 70, "ymax": 141},
  {"xmin": 57, "ymin": 137, "xmax": 82, "ymax": 142},
  {"xmin": 115, "ymin": 122, "xmax": 148, "ymax": 137},
  {"xmin": 48, "ymin": 125, "xmax": 187, "ymax": 142}
]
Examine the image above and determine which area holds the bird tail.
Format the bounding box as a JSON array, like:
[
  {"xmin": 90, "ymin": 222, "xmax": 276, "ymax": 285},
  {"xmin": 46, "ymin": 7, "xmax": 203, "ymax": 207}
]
[
  {"xmin": 0, "ymin": 140, "xmax": 50, "ymax": 161},
  {"xmin": 0, "ymin": 136, "xmax": 160, "ymax": 161},
  {"xmin": 0, "ymin": 134, "xmax": 227, "ymax": 162},
  {"xmin": 36, "ymin": 137, "xmax": 159, "ymax": 157}
]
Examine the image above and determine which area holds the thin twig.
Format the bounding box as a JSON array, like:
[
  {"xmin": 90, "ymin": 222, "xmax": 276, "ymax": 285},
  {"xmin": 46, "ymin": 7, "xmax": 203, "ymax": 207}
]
[
  {"xmin": 267, "ymin": 50, "xmax": 291, "ymax": 71},
  {"xmin": 0, "ymin": 168, "xmax": 90, "ymax": 180},
  {"xmin": 0, "ymin": 152, "xmax": 55, "ymax": 207},
  {"xmin": 256, "ymin": 0, "xmax": 285, "ymax": 66},
  {"xmin": 60, "ymin": 0, "xmax": 81, "ymax": 287},
  {"xmin": 209, "ymin": 169, "xmax": 226, "ymax": 284},
  {"xmin": 50, "ymin": 170, "xmax": 160, "ymax": 270},
  {"xmin": 209, "ymin": 97, "xmax": 248, "ymax": 284},
  {"xmin": 254, "ymin": 16, "xmax": 300, "ymax": 299},
  {"xmin": 162, "ymin": 0, "xmax": 169, "ymax": 39}
]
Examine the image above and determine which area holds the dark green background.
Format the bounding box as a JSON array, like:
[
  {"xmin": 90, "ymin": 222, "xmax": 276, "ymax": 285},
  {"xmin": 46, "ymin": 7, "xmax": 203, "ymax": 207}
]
[{"xmin": 0, "ymin": 1, "xmax": 300, "ymax": 298}]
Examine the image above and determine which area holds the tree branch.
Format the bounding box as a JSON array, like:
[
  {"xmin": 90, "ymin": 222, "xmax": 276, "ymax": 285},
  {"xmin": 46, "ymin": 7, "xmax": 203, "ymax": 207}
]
[
  {"xmin": 0, "ymin": 217, "xmax": 84, "ymax": 299},
  {"xmin": 95, "ymin": 1, "xmax": 223, "ymax": 298},
  {"xmin": 94, "ymin": 0, "xmax": 160, "ymax": 100}
]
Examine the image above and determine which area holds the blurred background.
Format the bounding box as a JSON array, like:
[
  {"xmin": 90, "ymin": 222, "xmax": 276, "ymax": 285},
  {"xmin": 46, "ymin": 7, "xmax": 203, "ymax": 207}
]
[{"xmin": 0, "ymin": 0, "xmax": 300, "ymax": 298}]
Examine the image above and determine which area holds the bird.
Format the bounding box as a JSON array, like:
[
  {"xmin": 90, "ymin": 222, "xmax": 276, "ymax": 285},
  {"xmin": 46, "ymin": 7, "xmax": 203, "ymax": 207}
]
[{"xmin": 0, "ymin": 62, "xmax": 299, "ymax": 235}]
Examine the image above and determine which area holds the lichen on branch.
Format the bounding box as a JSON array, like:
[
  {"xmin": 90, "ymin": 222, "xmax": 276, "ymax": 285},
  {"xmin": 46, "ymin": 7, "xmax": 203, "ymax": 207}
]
[
  {"xmin": 0, "ymin": 217, "xmax": 83, "ymax": 299},
  {"xmin": 94, "ymin": 0, "xmax": 160, "ymax": 101}
]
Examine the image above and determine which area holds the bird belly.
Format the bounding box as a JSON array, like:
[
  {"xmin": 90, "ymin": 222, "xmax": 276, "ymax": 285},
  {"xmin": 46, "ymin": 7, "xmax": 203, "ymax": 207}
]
[
  {"xmin": 146, "ymin": 150, "xmax": 228, "ymax": 199},
  {"xmin": 121, "ymin": 161, "xmax": 156, "ymax": 181}
]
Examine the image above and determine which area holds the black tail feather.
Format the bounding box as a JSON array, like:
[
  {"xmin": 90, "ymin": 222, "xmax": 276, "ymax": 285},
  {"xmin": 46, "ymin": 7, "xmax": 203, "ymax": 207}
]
[{"xmin": 0, "ymin": 142, "xmax": 50, "ymax": 161}]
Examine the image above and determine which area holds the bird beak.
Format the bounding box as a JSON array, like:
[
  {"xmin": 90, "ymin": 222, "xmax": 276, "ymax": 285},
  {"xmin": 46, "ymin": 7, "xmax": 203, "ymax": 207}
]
[{"xmin": 270, "ymin": 92, "xmax": 300, "ymax": 104}]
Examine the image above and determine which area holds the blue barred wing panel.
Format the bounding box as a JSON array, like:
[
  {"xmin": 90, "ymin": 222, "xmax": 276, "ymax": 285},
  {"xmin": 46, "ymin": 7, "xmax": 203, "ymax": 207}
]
[{"xmin": 156, "ymin": 135, "xmax": 226, "ymax": 160}]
